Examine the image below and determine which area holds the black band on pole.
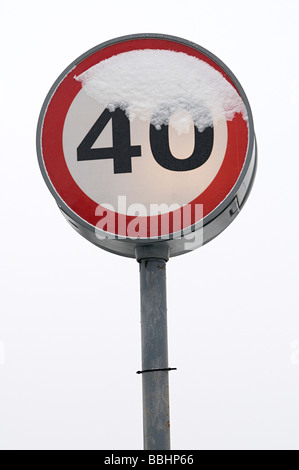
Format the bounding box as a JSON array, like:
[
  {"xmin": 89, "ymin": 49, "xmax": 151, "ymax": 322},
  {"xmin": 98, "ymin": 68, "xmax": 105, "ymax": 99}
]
[{"xmin": 136, "ymin": 367, "xmax": 177, "ymax": 375}]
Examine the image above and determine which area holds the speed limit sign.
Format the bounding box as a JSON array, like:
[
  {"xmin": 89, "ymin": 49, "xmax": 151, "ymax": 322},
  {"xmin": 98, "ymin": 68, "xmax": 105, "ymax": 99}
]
[{"xmin": 37, "ymin": 34, "xmax": 256, "ymax": 258}]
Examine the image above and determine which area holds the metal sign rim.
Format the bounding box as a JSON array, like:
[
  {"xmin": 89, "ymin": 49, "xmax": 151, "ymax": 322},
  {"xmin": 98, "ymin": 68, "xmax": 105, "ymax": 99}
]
[{"xmin": 36, "ymin": 33, "xmax": 255, "ymax": 245}]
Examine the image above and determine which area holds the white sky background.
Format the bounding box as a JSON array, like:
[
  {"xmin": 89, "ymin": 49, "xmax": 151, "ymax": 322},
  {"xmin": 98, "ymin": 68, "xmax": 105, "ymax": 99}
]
[{"xmin": 0, "ymin": 0, "xmax": 299, "ymax": 450}]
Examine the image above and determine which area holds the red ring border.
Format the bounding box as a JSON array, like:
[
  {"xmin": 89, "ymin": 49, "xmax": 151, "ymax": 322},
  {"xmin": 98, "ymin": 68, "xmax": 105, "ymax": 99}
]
[{"xmin": 41, "ymin": 37, "xmax": 249, "ymax": 238}]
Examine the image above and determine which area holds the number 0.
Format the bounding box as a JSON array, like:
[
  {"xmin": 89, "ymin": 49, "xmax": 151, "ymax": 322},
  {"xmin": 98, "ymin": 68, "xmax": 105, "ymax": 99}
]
[{"xmin": 150, "ymin": 123, "xmax": 213, "ymax": 171}]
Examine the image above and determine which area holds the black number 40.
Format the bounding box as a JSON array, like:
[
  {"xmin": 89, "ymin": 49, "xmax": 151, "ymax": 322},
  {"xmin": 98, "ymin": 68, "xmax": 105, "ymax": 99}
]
[{"xmin": 77, "ymin": 108, "xmax": 213, "ymax": 173}]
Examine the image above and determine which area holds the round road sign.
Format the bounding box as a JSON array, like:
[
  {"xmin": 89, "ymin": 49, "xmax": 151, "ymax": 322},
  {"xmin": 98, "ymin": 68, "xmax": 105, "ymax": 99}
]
[{"xmin": 37, "ymin": 34, "xmax": 257, "ymax": 258}]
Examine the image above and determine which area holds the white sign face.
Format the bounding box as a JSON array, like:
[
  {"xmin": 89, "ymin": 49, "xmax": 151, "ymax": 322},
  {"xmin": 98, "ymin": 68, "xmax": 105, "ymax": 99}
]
[
  {"xmin": 37, "ymin": 34, "xmax": 256, "ymax": 256},
  {"xmin": 63, "ymin": 92, "xmax": 228, "ymax": 216}
]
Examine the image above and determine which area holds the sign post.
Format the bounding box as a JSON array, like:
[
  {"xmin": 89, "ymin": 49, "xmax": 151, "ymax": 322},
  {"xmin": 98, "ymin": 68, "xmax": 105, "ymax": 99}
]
[
  {"xmin": 37, "ymin": 34, "xmax": 257, "ymax": 450},
  {"xmin": 136, "ymin": 244, "xmax": 171, "ymax": 450}
]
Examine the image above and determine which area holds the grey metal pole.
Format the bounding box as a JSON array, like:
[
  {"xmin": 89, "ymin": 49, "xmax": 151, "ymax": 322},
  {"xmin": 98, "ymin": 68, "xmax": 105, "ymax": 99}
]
[{"xmin": 135, "ymin": 244, "xmax": 172, "ymax": 451}]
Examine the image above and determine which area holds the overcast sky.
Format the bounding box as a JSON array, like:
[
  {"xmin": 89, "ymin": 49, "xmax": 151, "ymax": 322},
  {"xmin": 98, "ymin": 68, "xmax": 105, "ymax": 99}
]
[{"xmin": 1, "ymin": 0, "xmax": 299, "ymax": 450}]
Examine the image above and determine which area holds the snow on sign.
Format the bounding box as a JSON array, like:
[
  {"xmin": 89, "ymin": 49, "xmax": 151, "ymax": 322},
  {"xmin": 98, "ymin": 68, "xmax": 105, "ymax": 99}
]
[{"xmin": 37, "ymin": 34, "xmax": 256, "ymax": 258}]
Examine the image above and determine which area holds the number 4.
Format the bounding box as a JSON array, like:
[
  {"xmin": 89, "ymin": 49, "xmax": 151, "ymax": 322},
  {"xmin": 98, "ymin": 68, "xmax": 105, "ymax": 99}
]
[{"xmin": 77, "ymin": 108, "xmax": 142, "ymax": 173}]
